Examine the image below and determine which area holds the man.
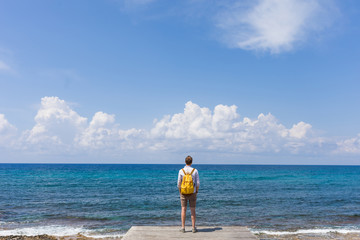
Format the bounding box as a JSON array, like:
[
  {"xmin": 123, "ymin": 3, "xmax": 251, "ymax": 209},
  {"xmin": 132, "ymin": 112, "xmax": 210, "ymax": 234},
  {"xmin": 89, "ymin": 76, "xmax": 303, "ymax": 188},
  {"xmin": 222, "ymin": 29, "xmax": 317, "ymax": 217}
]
[{"xmin": 177, "ymin": 155, "xmax": 200, "ymax": 233}]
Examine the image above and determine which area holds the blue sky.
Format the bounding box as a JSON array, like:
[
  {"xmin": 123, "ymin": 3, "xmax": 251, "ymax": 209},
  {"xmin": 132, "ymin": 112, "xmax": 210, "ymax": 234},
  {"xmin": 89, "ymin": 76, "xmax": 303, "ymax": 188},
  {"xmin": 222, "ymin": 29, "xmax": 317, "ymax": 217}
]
[{"xmin": 0, "ymin": 0, "xmax": 360, "ymax": 164}]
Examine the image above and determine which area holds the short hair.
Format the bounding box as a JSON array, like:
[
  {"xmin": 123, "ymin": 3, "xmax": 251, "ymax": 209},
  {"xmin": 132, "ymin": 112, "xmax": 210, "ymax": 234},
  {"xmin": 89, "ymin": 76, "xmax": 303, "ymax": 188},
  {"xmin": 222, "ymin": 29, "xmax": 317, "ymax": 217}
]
[{"xmin": 185, "ymin": 155, "xmax": 193, "ymax": 165}]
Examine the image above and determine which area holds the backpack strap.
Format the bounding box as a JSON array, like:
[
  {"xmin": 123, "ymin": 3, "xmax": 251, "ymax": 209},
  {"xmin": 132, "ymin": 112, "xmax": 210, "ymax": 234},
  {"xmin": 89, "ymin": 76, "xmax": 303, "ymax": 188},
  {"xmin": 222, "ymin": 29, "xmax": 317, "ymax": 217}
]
[{"xmin": 182, "ymin": 168, "xmax": 196, "ymax": 175}]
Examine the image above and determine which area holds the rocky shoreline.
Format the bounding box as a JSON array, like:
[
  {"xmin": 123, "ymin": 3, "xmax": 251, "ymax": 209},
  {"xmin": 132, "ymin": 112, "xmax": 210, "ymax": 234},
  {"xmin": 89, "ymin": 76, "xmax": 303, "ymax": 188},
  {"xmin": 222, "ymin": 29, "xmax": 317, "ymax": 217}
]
[
  {"xmin": 256, "ymin": 232, "xmax": 360, "ymax": 240},
  {"xmin": 0, "ymin": 235, "xmax": 122, "ymax": 240},
  {"xmin": 2, "ymin": 232, "xmax": 360, "ymax": 240},
  {"xmin": 0, "ymin": 236, "xmax": 57, "ymax": 240}
]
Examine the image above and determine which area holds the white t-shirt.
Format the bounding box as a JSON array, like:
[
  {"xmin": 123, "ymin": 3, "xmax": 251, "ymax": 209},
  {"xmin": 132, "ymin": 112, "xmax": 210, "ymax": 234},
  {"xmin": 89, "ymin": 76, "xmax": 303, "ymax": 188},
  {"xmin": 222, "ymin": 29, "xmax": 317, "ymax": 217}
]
[{"xmin": 177, "ymin": 165, "xmax": 200, "ymax": 194}]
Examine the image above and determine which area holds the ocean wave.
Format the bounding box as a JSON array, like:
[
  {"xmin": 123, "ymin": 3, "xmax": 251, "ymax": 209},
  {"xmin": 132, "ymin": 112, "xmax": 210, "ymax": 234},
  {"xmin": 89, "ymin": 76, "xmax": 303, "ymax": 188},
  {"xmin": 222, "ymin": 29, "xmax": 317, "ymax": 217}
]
[
  {"xmin": 62, "ymin": 215, "xmax": 114, "ymax": 221},
  {"xmin": 252, "ymin": 228, "xmax": 360, "ymax": 235},
  {"xmin": 82, "ymin": 232, "xmax": 124, "ymax": 239},
  {"xmin": 0, "ymin": 221, "xmax": 19, "ymax": 226},
  {"xmin": 0, "ymin": 225, "xmax": 124, "ymax": 238}
]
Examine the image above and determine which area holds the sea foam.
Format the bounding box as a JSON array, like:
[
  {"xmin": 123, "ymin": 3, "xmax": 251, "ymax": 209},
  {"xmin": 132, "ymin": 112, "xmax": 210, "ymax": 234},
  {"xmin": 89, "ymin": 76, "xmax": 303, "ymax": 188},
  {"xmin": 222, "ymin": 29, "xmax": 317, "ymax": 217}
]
[
  {"xmin": 252, "ymin": 228, "xmax": 360, "ymax": 235},
  {"xmin": 0, "ymin": 225, "xmax": 123, "ymax": 238}
]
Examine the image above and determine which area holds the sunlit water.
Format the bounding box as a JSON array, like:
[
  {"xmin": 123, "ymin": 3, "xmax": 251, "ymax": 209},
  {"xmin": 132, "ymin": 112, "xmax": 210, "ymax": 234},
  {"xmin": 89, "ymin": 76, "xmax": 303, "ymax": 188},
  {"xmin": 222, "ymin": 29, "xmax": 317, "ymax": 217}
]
[{"xmin": 1, "ymin": 164, "xmax": 360, "ymax": 237}]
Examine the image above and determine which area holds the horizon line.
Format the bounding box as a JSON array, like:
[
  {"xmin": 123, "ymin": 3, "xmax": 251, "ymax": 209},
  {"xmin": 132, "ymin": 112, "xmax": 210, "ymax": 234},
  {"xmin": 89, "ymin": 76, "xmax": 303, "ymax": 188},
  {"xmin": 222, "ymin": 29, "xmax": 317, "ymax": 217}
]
[{"xmin": 0, "ymin": 163, "xmax": 360, "ymax": 166}]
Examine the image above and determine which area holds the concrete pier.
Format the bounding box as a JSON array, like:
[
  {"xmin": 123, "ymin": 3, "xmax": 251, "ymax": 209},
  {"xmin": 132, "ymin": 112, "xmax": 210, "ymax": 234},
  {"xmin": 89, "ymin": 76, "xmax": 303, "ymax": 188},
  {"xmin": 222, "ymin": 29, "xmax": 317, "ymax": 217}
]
[{"xmin": 122, "ymin": 226, "xmax": 258, "ymax": 239}]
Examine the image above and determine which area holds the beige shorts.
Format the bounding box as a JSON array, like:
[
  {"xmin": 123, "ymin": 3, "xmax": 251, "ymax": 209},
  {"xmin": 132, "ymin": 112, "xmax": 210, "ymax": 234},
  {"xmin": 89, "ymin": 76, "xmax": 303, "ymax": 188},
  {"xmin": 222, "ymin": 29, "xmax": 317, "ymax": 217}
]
[{"xmin": 180, "ymin": 193, "xmax": 197, "ymax": 208}]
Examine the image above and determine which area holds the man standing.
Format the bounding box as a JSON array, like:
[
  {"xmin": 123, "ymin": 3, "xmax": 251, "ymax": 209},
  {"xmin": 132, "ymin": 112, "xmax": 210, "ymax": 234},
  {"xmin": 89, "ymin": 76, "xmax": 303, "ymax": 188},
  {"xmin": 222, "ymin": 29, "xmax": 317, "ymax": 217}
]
[{"xmin": 177, "ymin": 155, "xmax": 200, "ymax": 233}]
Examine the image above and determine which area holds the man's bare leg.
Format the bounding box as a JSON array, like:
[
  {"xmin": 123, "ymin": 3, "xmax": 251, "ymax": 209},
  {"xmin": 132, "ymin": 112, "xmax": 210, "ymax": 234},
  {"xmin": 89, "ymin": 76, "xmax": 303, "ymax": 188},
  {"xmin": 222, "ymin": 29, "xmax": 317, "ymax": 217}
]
[
  {"xmin": 181, "ymin": 207, "xmax": 187, "ymax": 229},
  {"xmin": 190, "ymin": 207, "xmax": 196, "ymax": 229}
]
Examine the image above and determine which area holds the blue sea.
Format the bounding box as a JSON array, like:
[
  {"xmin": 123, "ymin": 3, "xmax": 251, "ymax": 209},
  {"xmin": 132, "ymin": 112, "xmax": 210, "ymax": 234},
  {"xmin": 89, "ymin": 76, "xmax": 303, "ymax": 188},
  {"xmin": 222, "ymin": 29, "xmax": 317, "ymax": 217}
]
[{"xmin": 1, "ymin": 164, "xmax": 360, "ymax": 237}]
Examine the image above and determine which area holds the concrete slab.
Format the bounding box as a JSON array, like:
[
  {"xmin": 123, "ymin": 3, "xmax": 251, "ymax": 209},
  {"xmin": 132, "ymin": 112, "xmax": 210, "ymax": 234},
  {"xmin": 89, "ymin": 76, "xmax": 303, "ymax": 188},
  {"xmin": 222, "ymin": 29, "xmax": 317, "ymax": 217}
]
[{"xmin": 122, "ymin": 226, "xmax": 258, "ymax": 240}]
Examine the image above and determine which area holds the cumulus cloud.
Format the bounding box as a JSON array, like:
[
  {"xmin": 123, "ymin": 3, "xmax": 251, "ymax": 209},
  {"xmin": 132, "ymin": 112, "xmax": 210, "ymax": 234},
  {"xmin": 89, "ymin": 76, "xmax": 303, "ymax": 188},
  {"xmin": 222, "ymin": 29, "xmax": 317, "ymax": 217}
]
[
  {"xmin": 151, "ymin": 101, "xmax": 218, "ymax": 139},
  {"xmin": 15, "ymin": 97, "xmax": 316, "ymax": 155},
  {"xmin": 288, "ymin": 121, "xmax": 312, "ymax": 139},
  {"xmin": 19, "ymin": 97, "xmax": 148, "ymax": 153},
  {"xmin": 150, "ymin": 101, "xmax": 313, "ymax": 153},
  {"xmin": 215, "ymin": 0, "xmax": 336, "ymax": 53},
  {"xmin": 0, "ymin": 114, "xmax": 17, "ymax": 146},
  {"xmin": 76, "ymin": 111, "xmax": 118, "ymax": 149},
  {"xmin": 22, "ymin": 97, "xmax": 87, "ymax": 151},
  {"xmin": 7, "ymin": 96, "xmax": 360, "ymax": 158},
  {"xmin": 75, "ymin": 111, "xmax": 149, "ymax": 151}
]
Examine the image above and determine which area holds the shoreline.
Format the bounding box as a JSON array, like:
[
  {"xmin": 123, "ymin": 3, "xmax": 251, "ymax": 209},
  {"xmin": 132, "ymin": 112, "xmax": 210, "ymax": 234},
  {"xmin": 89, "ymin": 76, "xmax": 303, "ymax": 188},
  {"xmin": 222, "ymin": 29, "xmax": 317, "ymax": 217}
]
[
  {"xmin": 2, "ymin": 224, "xmax": 360, "ymax": 239},
  {"xmin": 2, "ymin": 231, "xmax": 360, "ymax": 240},
  {"xmin": 256, "ymin": 232, "xmax": 360, "ymax": 240},
  {"xmin": 253, "ymin": 227, "xmax": 360, "ymax": 239},
  {"xmin": 0, "ymin": 235, "xmax": 123, "ymax": 240}
]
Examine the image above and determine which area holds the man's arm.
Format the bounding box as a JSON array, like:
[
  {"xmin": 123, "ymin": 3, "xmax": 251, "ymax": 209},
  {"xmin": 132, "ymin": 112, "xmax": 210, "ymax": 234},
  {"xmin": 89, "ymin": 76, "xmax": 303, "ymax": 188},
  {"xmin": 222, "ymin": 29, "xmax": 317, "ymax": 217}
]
[
  {"xmin": 195, "ymin": 170, "xmax": 200, "ymax": 193},
  {"xmin": 177, "ymin": 171, "xmax": 182, "ymax": 194}
]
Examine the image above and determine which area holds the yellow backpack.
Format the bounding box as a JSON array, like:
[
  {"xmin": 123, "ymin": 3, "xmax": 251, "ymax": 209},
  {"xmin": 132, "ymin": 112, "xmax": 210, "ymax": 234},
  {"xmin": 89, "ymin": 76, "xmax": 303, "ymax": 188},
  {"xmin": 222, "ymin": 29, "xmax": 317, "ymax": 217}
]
[{"xmin": 181, "ymin": 168, "xmax": 196, "ymax": 194}]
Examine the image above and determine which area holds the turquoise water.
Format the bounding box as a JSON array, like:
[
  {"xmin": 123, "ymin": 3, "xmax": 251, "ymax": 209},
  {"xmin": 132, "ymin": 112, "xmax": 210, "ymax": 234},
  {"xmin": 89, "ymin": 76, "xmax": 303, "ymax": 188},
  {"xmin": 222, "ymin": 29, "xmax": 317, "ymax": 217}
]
[{"xmin": 1, "ymin": 164, "xmax": 360, "ymax": 237}]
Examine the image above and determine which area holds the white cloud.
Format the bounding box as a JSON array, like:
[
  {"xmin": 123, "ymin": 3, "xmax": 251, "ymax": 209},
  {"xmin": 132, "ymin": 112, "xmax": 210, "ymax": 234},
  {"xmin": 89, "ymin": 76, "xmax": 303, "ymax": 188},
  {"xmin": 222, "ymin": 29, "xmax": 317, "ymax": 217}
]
[
  {"xmin": 288, "ymin": 121, "xmax": 312, "ymax": 139},
  {"xmin": 22, "ymin": 96, "xmax": 87, "ymax": 151},
  {"xmin": 150, "ymin": 101, "xmax": 313, "ymax": 153},
  {"xmin": 336, "ymin": 134, "xmax": 360, "ymax": 154},
  {"xmin": 0, "ymin": 114, "xmax": 17, "ymax": 146},
  {"xmin": 76, "ymin": 111, "xmax": 117, "ymax": 148},
  {"xmin": 16, "ymin": 98, "xmax": 316, "ymax": 155},
  {"xmin": 216, "ymin": 0, "xmax": 336, "ymax": 53},
  {"xmin": 6, "ymin": 96, "xmax": 359, "ymax": 159},
  {"xmin": 110, "ymin": 0, "xmax": 337, "ymax": 54},
  {"xmin": 19, "ymin": 97, "xmax": 148, "ymax": 153},
  {"xmin": 151, "ymin": 101, "xmax": 214, "ymax": 139},
  {"xmin": 75, "ymin": 111, "xmax": 149, "ymax": 151}
]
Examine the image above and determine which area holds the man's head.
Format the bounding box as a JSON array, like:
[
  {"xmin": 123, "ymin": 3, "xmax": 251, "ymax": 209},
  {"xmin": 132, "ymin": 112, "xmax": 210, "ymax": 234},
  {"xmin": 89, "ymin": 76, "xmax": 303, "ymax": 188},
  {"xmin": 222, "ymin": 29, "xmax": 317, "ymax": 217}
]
[{"xmin": 185, "ymin": 155, "xmax": 193, "ymax": 165}]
